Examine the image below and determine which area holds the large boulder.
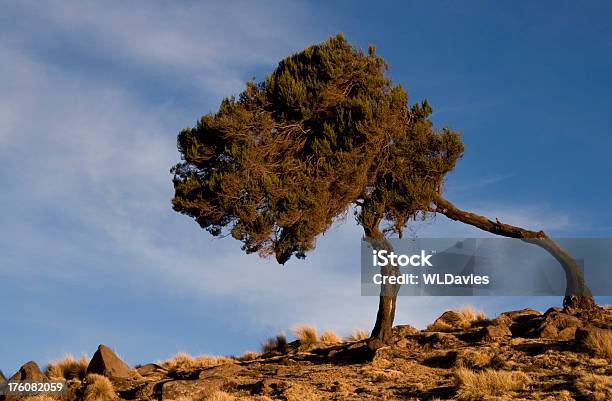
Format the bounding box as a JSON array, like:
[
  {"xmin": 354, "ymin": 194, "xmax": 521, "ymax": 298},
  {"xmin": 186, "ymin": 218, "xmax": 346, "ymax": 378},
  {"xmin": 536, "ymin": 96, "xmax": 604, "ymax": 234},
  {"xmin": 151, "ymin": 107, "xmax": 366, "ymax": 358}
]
[
  {"xmin": 9, "ymin": 361, "xmax": 46, "ymax": 381},
  {"xmin": 86, "ymin": 344, "xmax": 133, "ymax": 379},
  {"xmin": 536, "ymin": 311, "xmax": 583, "ymax": 340},
  {"xmin": 429, "ymin": 311, "xmax": 470, "ymax": 332},
  {"xmin": 475, "ymin": 324, "xmax": 512, "ymax": 342}
]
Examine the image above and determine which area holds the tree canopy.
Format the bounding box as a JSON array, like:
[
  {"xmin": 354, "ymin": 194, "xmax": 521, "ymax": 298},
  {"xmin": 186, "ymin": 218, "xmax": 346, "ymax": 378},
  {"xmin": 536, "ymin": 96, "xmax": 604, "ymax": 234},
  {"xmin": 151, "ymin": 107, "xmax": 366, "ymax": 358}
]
[{"xmin": 171, "ymin": 34, "xmax": 464, "ymax": 264}]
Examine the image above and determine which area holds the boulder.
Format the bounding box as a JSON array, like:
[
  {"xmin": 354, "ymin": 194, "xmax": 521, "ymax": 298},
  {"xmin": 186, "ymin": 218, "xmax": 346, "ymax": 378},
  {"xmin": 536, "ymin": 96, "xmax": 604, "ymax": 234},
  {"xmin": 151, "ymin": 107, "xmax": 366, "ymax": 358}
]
[
  {"xmin": 430, "ymin": 310, "xmax": 469, "ymax": 331},
  {"xmin": 495, "ymin": 308, "xmax": 543, "ymax": 336},
  {"xmin": 9, "ymin": 361, "xmax": 46, "ymax": 381},
  {"xmin": 418, "ymin": 332, "xmax": 463, "ymax": 349},
  {"xmin": 478, "ymin": 324, "xmax": 512, "ymax": 342},
  {"xmin": 135, "ymin": 363, "xmax": 166, "ymax": 377},
  {"xmin": 536, "ymin": 312, "xmax": 582, "ymax": 340},
  {"xmin": 0, "ymin": 370, "xmax": 5, "ymax": 382},
  {"xmin": 86, "ymin": 344, "xmax": 133, "ymax": 379},
  {"xmin": 392, "ymin": 325, "xmax": 419, "ymax": 338}
]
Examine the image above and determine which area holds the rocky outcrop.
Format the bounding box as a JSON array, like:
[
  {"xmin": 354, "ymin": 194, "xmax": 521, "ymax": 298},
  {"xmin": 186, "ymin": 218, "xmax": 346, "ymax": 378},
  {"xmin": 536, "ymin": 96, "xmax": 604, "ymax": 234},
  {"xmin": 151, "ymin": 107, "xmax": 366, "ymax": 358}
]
[
  {"xmin": 9, "ymin": 361, "xmax": 46, "ymax": 381},
  {"xmin": 86, "ymin": 344, "xmax": 134, "ymax": 379}
]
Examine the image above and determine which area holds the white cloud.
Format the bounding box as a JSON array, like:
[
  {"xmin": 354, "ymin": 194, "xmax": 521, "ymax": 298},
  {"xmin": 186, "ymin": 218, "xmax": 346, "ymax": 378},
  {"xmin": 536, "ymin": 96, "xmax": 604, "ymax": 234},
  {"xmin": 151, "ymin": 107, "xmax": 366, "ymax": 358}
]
[{"xmin": 4, "ymin": 1, "xmax": 320, "ymax": 97}]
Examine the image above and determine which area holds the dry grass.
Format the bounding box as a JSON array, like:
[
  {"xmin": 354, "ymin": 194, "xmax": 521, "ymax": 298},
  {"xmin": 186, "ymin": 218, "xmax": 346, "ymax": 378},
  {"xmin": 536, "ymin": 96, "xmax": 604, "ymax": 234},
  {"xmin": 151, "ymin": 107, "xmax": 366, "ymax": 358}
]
[
  {"xmin": 236, "ymin": 351, "xmax": 261, "ymax": 361},
  {"xmin": 320, "ymin": 330, "xmax": 342, "ymax": 343},
  {"xmin": 427, "ymin": 306, "xmax": 487, "ymax": 332},
  {"xmin": 582, "ymin": 328, "xmax": 612, "ymax": 359},
  {"xmin": 361, "ymin": 367, "xmax": 404, "ymax": 382},
  {"xmin": 426, "ymin": 320, "xmax": 455, "ymax": 332},
  {"xmin": 21, "ymin": 396, "xmax": 58, "ymax": 401},
  {"xmin": 458, "ymin": 306, "xmax": 487, "ymax": 322},
  {"xmin": 283, "ymin": 383, "xmax": 321, "ymax": 401},
  {"xmin": 454, "ymin": 368, "xmax": 530, "ymax": 400},
  {"xmin": 84, "ymin": 373, "xmax": 117, "ymax": 401},
  {"xmin": 195, "ymin": 391, "xmax": 273, "ymax": 401},
  {"xmin": 345, "ymin": 329, "xmax": 369, "ymax": 342},
  {"xmin": 575, "ymin": 373, "xmax": 612, "ymax": 401},
  {"xmin": 161, "ymin": 353, "xmax": 234, "ymax": 376},
  {"xmin": 45, "ymin": 354, "xmax": 89, "ymax": 380},
  {"xmin": 456, "ymin": 349, "xmax": 493, "ymax": 369},
  {"xmin": 262, "ymin": 334, "xmax": 287, "ymax": 354},
  {"xmin": 294, "ymin": 325, "xmax": 318, "ymax": 344}
]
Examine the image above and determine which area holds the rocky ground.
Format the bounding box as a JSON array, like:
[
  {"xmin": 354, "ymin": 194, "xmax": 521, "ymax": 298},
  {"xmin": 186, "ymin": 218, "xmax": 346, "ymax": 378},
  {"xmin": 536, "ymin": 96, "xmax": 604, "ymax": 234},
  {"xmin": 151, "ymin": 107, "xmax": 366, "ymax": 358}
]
[{"xmin": 2, "ymin": 306, "xmax": 611, "ymax": 401}]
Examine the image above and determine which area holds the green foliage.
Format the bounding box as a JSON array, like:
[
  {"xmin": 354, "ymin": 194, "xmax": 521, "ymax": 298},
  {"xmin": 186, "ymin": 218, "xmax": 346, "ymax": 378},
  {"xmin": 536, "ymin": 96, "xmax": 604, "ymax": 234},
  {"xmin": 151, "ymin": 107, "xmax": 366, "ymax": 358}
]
[{"xmin": 171, "ymin": 33, "xmax": 464, "ymax": 263}]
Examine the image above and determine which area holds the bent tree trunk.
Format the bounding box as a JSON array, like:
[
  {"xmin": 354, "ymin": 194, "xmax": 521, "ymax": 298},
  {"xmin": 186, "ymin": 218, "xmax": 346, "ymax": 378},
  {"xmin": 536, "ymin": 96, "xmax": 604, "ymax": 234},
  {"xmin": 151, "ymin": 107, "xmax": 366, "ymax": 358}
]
[
  {"xmin": 433, "ymin": 195, "xmax": 595, "ymax": 310},
  {"xmin": 365, "ymin": 229, "xmax": 401, "ymax": 350}
]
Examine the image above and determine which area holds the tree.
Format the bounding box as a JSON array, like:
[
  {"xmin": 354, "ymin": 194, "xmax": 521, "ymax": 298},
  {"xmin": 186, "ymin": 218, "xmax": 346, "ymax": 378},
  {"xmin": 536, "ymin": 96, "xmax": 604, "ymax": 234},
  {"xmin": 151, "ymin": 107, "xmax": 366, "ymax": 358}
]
[{"xmin": 171, "ymin": 34, "xmax": 594, "ymax": 348}]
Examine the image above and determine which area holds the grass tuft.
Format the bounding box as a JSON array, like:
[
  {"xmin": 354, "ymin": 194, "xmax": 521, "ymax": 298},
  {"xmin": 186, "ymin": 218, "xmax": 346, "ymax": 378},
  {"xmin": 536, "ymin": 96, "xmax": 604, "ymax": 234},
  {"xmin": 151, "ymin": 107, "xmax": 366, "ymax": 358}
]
[
  {"xmin": 319, "ymin": 330, "xmax": 342, "ymax": 343},
  {"xmin": 262, "ymin": 333, "xmax": 288, "ymax": 354},
  {"xmin": 160, "ymin": 352, "xmax": 234, "ymax": 376},
  {"xmin": 345, "ymin": 329, "xmax": 369, "ymax": 342},
  {"xmin": 45, "ymin": 354, "xmax": 89, "ymax": 380},
  {"xmin": 236, "ymin": 351, "xmax": 261, "ymax": 361},
  {"xmin": 582, "ymin": 328, "xmax": 612, "ymax": 359},
  {"xmin": 84, "ymin": 373, "xmax": 117, "ymax": 401},
  {"xmin": 427, "ymin": 306, "xmax": 487, "ymax": 332},
  {"xmin": 294, "ymin": 325, "xmax": 318, "ymax": 344},
  {"xmin": 454, "ymin": 368, "xmax": 530, "ymax": 400},
  {"xmin": 575, "ymin": 373, "xmax": 612, "ymax": 401}
]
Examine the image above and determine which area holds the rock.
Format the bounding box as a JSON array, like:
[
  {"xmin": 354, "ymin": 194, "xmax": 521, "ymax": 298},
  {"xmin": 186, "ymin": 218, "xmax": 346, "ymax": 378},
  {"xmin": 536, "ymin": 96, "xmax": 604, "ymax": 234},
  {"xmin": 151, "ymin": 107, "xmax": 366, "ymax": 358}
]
[
  {"xmin": 430, "ymin": 310, "xmax": 468, "ymax": 331},
  {"xmin": 575, "ymin": 327, "xmax": 591, "ymax": 347},
  {"xmin": 537, "ymin": 312, "xmax": 582, "ymax": 339},
  {"xmin": 86, "ymin": 344, "xmax": 133, "ymax": 379},
  {"xmin": 135, "ymin": 363, "xmax": 166, "ymax": 377},
  {"xmin": 558, "ymin": 326, "xmax": 578, "ymax": 340},
  {"xmin": 198, "ymin": 363, "xmax": 243, "ymax": 379},
  {"xmin": 9, "ymin": 361, "xmax": 46, "ymax": 381},
  {"xmin": 478, "ymin": 324, "xmax": 512, "ymax": 342},
  {"xmin": 0, "ymin": 370, "xmax": 5, "ymax": 382},
  {"xmin": 496, "ymin": 308, "xmax": 543, "ymax": 336},
  {"xmin": 162, "ymin": 378, "xmax": 226, "ymax": 400},
  {"xmin": 252, "ymin": 379, "xmax": 283, "ymax": 396},
  {"xmin": 392, "ymin": 325, "xmax": 419, "ymax": 338},
  {"xmin": 418, "ymin": 332, "xmax": 463, "ymax": 349}
]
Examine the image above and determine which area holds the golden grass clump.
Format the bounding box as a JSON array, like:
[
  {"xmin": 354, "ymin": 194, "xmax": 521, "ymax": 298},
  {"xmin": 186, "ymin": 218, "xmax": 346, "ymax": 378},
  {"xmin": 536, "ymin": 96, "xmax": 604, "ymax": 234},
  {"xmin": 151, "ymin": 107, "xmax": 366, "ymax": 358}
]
[
  {"xmin": 345, "ymin": 329, "xmax": 369, "ymax": 342},
  {"xmin": 199, "ymin": 391, "xmax": 274, "ymax": 401},
  {"xmin": 21, "ymin": 396, "xmax": 59, "ymax": 401},
  {"xmin": 262, "ymin": 334, "xmax": 287, "ymax": 354},
  {"xmin": 161, "ymin": 352, "xmax": 234, "ymax": 375},
  {"xmin": 427, "ymin": 306, "xmax": 487, "ymax": 332},
  {"xmin": 237, "ymin": 351, "xmax": 261, "ymax": 361},
  {"xmin": 294, "ymin": 325, "xmax": 318, "ymax": 344},
  {"xmin": 319, "ymin": 330, "xmax": 342, "ymax": 343},
  {"xmin": 458, "ymin": 306, "xmax": 487, "ymax": 322},
  {"xmin": 45, "ymin": 354, "xmax": 89, "ymax": 380},
  {"xmin": 582, "ymin": 328, "xmax": 612, "ymax": 359},
  {"xmin": 575, "ymin": 373, "xmax": 612, "ymax": 401},
  {"xmin": 456, "ymin": 350, "xmax": 493, "ymax": 370},
  {"xmin": 84, "ymin": 373, "xmax": 117, "ymax": 401},
  {"xmin": 454, "ymin": 368, "xmax": 530, "ymax": 400}
]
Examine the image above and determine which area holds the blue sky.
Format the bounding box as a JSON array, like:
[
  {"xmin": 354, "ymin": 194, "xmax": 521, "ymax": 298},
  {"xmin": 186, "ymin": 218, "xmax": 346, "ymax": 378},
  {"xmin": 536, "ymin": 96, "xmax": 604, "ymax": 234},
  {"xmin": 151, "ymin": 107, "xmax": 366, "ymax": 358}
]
[{"xmin": 1, "ymin": 1, "xmax": 611, "ymax": 375}]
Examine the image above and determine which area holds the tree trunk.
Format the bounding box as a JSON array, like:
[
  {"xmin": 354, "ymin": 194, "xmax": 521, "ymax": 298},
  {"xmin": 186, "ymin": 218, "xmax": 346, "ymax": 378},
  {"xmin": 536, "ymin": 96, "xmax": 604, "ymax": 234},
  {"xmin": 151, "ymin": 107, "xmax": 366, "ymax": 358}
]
[
  {"xmin": 433, "ymin": 195, "xmax": 595, "ymax": 310},
  {"xmin": 364, "ymin": 229, "xmax": 401, "ymax": 350}
]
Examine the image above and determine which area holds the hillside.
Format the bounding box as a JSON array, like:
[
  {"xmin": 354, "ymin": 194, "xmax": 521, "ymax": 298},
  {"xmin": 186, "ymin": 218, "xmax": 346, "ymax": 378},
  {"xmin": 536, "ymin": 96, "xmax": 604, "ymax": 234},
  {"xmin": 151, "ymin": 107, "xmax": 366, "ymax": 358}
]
[{"xmin": 3, "ymin": 305, "xmax": 611, "ymax": 401}]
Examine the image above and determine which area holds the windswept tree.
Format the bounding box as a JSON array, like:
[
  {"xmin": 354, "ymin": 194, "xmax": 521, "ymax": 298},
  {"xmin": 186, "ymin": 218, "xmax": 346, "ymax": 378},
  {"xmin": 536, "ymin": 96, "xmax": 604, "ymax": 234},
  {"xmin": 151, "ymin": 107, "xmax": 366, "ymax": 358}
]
[{"xmin": 172, "ymin": 34, "xmax": 594, "ymax": 348}]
